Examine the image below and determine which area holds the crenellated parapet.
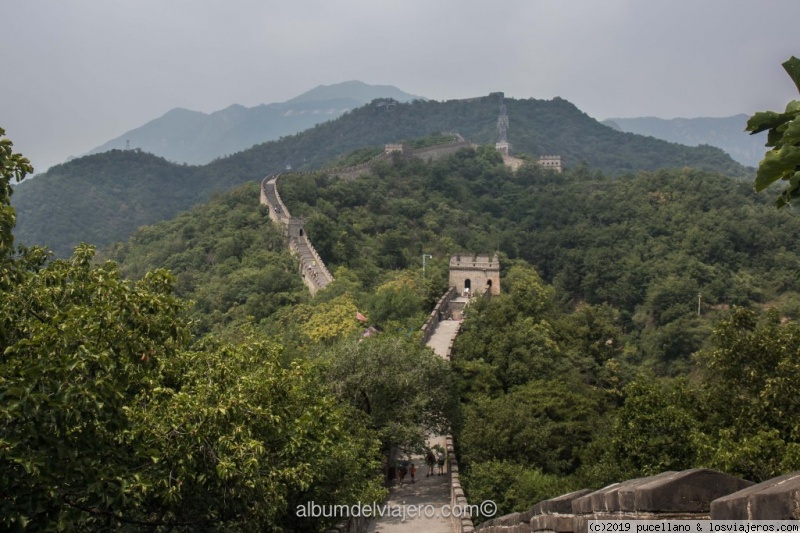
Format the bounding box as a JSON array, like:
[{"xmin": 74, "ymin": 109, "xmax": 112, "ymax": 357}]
[{"xmin": 471, "ymin": 468, "xmax": 800, "ymax": 533}]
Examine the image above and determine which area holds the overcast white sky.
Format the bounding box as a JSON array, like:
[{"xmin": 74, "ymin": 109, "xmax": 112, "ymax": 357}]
[{"xmin": 3, "ymin": 0, "xmax": 799, "ymax": 173}]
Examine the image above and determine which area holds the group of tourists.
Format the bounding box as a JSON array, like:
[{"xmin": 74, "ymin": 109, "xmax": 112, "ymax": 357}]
[
  {"xmin": 392, "ymin": 449, "xmax": 445, "ymax": 484},
  {"xmin": 425, "ymin": 449, "xmax": 446, "ymax": 477}
]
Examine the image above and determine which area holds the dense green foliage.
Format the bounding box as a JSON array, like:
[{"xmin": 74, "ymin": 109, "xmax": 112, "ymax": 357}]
[
  {"xmin": 7, "ymin": 109, "xmax": 800, "ymax": 529},
  {"xmin": 0, "ymin": 127, "xmax": 33, "ymax": 253},
  {"xmin": 316, "ymin": 336, "xmax": 458, "ymax": 452},
  {"xmin": 278, "ymin": 146, "xmax": 800, "ymax": 371},
  {"xmin": 14, "ymin": 94, "xmax": 745, "ymax": 257},
  {"xmin": 0, "ymin": 249, "xmax": 385, "ymax": 530},
  {"xmin": 14, "ymin": 150, "xmax": 211, "ymax": 257},
  {"xmin": 106, "ymin": 182, "xmax": 309, "ymax": 335},
  {"xmin": 1, "ymin": 130, "xmax": 398, "ymax": 531},
  {"xmin": 588, "ymin": 307, "xmax": 800, "ymax": 484}
]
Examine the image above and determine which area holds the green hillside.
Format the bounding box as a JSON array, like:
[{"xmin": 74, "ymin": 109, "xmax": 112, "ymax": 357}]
[
  {"xmin": 13, "ymin": 94, "xmax": 747, "ymax": 257},
  {"xmin": 108, "ymin": 144, "xmax": 799, "ymax": 374},
  {"xmin": 274, "ymin": 147, "xmax": 799, "ymax": 369},
  {"xmin": 4, "ymin": 124, "xmax": 798, "ymax": 529}
]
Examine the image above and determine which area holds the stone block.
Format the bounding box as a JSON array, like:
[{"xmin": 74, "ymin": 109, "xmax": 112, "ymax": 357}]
[
  {"xmin": 535, "ymin": 488, "xmax": 593, "ymax": 515},
  {"xmin": 531, "ymin": 513, "xmax": 576, "ymax": 532},
  {"xmin": 572, "ymin": 469, "xmax": 751, "ymax": 515},
  {"xmin": 634, "ymin": 469, "xmax": 752, "ymax": 513},
  {"xmin": 711, "ymin": 472, "xmax": 800, "ymax": 520}
]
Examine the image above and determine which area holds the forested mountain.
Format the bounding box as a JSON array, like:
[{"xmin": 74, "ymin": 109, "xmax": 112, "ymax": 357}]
[
  {"xmin": 101, "ymin": 144, "xmax": 800, "ymax": 522},
  {"xmin": 13, "ymin": 93, "xmax": 748, "ymax": 257},
  {"xmin": 603, "ymin": 114, "xmax": 766, "ymax": 167},
  {"xmin": 4, "ymin": 122, "xmax": 798, "ymax": 528},
  {"xmin": 86, "ymin": 81, "xmax": 423, "ymax": 165},
  {"xmin": 109, "ymin": 145, "xmax": 799, "ymax": 374}
]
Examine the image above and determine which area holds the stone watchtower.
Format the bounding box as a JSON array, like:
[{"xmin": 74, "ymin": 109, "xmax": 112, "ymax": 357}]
[{"xmin": 449, "ymin": 254, "xmax": 500, "ymax": 296}]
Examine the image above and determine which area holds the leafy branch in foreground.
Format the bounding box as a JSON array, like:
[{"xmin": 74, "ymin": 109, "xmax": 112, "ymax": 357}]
[
  {"xmin": 747, "ymin": 56, "xmax": 800, "ymax": 207},
  {"xmin": 0, "ymin": 126, "xmax": 33, "ymax": 254}
]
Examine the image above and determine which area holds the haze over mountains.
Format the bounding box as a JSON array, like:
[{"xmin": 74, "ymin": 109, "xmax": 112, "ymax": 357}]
[
  {"xmin": 12, "ymin": 90, "xmax": 749, "ymax": 258},
  {"xmin": 602, "ymin": 115, "xmax": 766, "ymax": 167},
  {"xmin": 78, "ymin": 80, "xmax": 766, "ymax": 171},
  {"xmin": 86, "ymin": 81, "xmax": 423, "ymax": 165}
]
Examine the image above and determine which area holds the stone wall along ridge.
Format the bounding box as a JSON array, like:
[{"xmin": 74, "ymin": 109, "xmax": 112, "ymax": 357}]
[
  {"xmin": 429, "ymin": 286, "xmax": 473, "ymax": 532},
  {"xmin": 420, "ymin": 286, "xmax": 458, "ymax": 345},
  {"xmin": 259, "ymin": 133, "xmax": 476, "ymax": 295},
  {"xmin": 260, "ymin": 173, "xmax": 333, "ymax": 294}
]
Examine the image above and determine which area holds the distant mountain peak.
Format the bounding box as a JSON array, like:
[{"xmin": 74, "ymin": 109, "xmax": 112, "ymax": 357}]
[
  {"xmin": 86, "ymin": 82, "xmax": 424, "ymax": 165},
  {"xmin": 284, "ymin": 80, "xmax": 423, "ymax": 105}
]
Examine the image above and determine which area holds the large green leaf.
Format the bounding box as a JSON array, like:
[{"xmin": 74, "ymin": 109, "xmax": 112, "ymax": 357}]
[
  {"xmin": 782, "ymin": 116, "xmax": 800, "ymax": 146},
  {"xmin": 782, "ymin": 56, "xmax": 800, "ymax": 94},
  {"xmin": 746, "ymin": 111, "xmax": 793, "ymax": 135},
  {"xmin": 754, "ymin": 145, "xmax": 800, "ymax": 192}
]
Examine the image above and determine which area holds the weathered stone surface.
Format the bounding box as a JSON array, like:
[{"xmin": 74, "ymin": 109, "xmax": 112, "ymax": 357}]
[
  {"xmin": 711, "ymin": 472, "xmax": 800, "ymax": 520},
  {"xmin": 530, "ymin": 513, "xmax": 575, "ymax": 532},
  {"xmin": 634, "ymin": 469, "xmax": 752, "ymax": 513},
  {"xmin": 572, "ymin": 469, "xmax": 751, "ymax": 515},
  {"xmin": 572, "ymin": 481, "xmax": 624, "ymax": 514},
  {"xmin": 615, "ymin": 472, "xmax": 677, "ymax": 511},
  {"xmin": 534, "ymin": 488, "xmax": 593, "ymax": 515}
]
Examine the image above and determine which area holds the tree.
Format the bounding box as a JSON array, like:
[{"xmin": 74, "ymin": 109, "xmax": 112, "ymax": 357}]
[
  {"xmin": 747, "ymin": 56, "xmax": 800, "ymax": 207},
  {"xmin": 0, "ymin": 127, "xmax": 33, "ymax": 254},
  {"xmin": 693, "ymin": 307, "xmax": 800, "ymax": 480},
  {"xmin": 316, "ymin": 336, "xmax": 458, "ymax": 453},
  {"xmin": 458, "ymin": 380, "xmax": 603, "ymax": 475},
  {"xmin": 0, "ymin": 130, "xmax": 384, "ymax": 530},
  {"xmin": 0, "ymin": 245, "xmax": 385, "ymax": 530}
]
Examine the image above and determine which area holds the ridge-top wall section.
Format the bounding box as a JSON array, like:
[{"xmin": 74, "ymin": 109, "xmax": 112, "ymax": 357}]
[{"xmin": 260, "ymin": 174, "xmax": 333, "ymax": 294}]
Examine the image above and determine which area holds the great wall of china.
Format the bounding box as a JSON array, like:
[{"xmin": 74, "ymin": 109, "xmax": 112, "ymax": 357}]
[
  {"xmin": 260, "ymin": 135, "xmax": 475, "ymax": 294},
  {"xmin": 259, "ymin": 138, "xmax": 800, "ymax": 532}
]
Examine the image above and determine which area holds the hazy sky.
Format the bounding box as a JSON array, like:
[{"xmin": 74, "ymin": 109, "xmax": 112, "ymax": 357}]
[{"xmin": 4, "ymin": 0, "xmax": 799, "ymax": 173}]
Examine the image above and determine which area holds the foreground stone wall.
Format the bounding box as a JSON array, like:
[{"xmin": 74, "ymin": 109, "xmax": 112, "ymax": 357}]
[
  {"xmin": 711, "ymin": 472, "xmax": 800, "ymax": 520},
  {"xmin": 440, "ymin": 314, "xmax": 474, "ymax": 533},
  {"xmin": 475, "ymin": 469, "xmax": 757, "ymax": 533},
  {"xmin": 448, "ymin": 436, "xmax": 476, "ymax": 533}
]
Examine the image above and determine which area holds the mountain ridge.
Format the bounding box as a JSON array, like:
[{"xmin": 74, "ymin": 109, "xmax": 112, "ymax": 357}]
[
  {"xmin": 86, "ymin": 81, "xmax": 422, "ymax": 165},
  {"xmin": 13, "ymin": 93, "xmax": 747, "ymax": 257},
  {"xmin": 602, "ymin": 114, "xmax": 765, "ymax": 167}
]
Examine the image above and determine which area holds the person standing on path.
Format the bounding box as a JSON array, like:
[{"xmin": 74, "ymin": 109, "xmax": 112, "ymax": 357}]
[
  {"xmin": 437, "ymin": 451, "xmax": 445, "ymax": 475},
  {"xmin": 409, "ymin": 463, "xmax": 417, "ymax": 483},
  {"xmin": 426, "ymin": 450, "xmax": 435, "ymax": 477}
]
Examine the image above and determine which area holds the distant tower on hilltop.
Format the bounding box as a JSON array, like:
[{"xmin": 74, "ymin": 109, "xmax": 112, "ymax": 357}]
[{"xmin": 495, "ymin": 94, "xmax": 512, "ymax": 156}]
